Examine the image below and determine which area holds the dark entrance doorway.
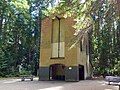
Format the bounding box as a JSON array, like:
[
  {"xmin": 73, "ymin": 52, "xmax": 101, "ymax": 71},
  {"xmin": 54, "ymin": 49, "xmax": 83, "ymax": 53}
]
[
  {"xmin": 49, "ymin": 64, "xmax": 65, "ymax": 80},
  {"xmin": 79, "ymin": 65, "xmax": 84, "ymax": 80}
]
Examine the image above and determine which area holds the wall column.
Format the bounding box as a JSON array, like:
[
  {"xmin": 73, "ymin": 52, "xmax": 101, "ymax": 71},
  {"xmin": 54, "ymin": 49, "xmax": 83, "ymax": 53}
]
[
  {"xmin": 65, "ymin": 66, "xmax": 79, "ymax": 81},
  {"xmin": 39, "ymin": 67, "xmax": 49, "ymax": 81}
]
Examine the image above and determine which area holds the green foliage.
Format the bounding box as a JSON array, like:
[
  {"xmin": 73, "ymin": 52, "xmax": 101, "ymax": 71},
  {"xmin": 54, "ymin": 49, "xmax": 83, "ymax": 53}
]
[
  {"xmin": 0, "ymin": 0, "xmax": 43, "ymax": 77},
  {"xmin": 20, "ymin": 68, "xmax": 31, "ymax": 76},
  {"xmin": 92, "ymin": 0, "xmax": 120, "ymax": 76},
  {"xmin": 0, "ymin": 0, "xmax": 120, "ymax": 77},
  {"xmin": 47, "ymin": 0, "xmax": 120, "ymax": 76}
]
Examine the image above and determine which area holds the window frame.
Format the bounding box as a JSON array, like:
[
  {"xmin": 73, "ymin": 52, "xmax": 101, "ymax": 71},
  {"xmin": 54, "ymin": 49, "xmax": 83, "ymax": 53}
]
[{"xmin": 51, "ymin": 17, "xmax": 65, "ymax": 59}]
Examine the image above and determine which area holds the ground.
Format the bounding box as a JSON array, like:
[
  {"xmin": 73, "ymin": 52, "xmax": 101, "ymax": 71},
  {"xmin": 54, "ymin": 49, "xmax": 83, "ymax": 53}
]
[{"xmin": 0, "ymin": 78, "xmax": 119, "ymax": 90}]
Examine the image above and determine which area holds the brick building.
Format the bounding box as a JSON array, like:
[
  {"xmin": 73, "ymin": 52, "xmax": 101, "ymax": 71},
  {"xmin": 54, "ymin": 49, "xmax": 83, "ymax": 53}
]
[{"xmin": 39, "ymin": 16, "xmax": 92, "ymax": 81}]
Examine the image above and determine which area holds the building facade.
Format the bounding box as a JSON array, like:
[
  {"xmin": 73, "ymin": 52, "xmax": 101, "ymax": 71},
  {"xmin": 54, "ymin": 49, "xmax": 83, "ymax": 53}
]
[{"xmin": 39, "ymin": 16, "xmax": 92, "ymax": 81}]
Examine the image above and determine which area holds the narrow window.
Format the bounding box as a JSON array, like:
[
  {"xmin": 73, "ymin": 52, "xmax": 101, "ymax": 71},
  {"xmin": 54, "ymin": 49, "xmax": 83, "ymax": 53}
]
[
  {"xmin": 80, "ymin": 40, "xmax": 82, "ymax": 51},
  {"xmin": 51, "ymin": 17, "xmax": 65, "ymax": 58},
  {"xmin": 86, "ymin": 45, "xmax": 88, "ymax": 55},
  {"xmin": 51, "ymin": 19, "xmax": 59, "ymax": 58}
]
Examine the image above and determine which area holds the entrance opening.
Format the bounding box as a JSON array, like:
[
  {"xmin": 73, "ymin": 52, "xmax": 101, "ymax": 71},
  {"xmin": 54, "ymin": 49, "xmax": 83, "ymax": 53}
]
[
  {"xmin": 49, "ymin": 64, "xmax": 65, "ymax": 80},
  {"xmin": 79, "ymin": 65, "xmax": 84, "ymax": 80}
]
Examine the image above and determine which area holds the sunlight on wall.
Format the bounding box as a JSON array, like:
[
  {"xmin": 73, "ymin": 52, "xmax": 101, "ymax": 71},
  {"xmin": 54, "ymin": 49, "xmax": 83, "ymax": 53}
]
[{"xmin": 38, "ymin": 86, "xmax": 63, "ymax": 90}]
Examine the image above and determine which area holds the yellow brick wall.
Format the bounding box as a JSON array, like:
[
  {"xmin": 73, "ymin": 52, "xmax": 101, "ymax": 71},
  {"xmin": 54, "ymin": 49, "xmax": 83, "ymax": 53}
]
[
  {"xmin": 40, "ymin": 17, "xmax": 52, "ymax": 67},
  {"xmin": 40, "ymin": 17, "xmax": 85, "ymax": 67}
]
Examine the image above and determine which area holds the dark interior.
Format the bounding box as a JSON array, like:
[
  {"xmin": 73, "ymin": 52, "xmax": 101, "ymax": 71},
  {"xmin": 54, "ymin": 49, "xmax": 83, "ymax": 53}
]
[
  {"xmin": 49, "ymin": 64, "xmax": 65, "ymax": 80},
  {"xmin": 79, "ymin": 65, "xmax": 84, "ymax": 80}
]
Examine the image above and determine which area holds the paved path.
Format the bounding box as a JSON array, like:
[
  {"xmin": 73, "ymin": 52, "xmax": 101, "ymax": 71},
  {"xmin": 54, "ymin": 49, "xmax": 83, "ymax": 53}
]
[{"xmin": 0, "ymin": 78, "xmax": 119, "ymax": 90}]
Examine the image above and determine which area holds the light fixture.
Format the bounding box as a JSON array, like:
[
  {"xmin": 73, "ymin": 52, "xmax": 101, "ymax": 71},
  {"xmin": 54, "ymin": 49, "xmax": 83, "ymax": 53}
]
[{"xmin": 69, "ymin": 67, "xmax": 72, "ymax": 70}]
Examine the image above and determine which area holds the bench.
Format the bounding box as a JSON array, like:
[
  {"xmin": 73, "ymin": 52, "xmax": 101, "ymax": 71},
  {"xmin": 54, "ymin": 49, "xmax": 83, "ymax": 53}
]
[
  {"xmin": 105, "ymin": 76, "xmax": 120, "ymax": 84},
  {"xmin": 105, "ymin": 76, "xmax": 120, "ymax": 90},
  {"xmin": 21, "ymin": 75, "xmax": 33, "ymax": 81}
]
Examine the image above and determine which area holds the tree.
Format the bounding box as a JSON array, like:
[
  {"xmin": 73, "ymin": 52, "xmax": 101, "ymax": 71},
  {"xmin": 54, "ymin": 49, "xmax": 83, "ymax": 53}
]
[
  {"xmin": 0, "ymin": 0, "xmax": 54, "ymax": 77},
  {"xmin": 46, "ymin": 0, "xmax": 120, "ymax": 76},
  {"xmin": 0, "ymin": 0, "xmax": 119, "ymax": 77}
]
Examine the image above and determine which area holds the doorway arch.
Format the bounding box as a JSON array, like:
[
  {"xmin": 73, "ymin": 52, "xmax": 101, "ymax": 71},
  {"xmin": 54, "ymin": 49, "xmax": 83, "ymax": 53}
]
[
  {"xmin": 49, "ymin": 64, "xmax": 65, "ymax": 80},
  {"xmin": 79, "ymin": 65, "xmax": 84, "ymax": 80}
]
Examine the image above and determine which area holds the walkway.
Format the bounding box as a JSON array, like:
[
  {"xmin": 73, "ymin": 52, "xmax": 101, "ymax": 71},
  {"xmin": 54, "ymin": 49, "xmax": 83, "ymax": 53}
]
[{"xmin": 0, "ymin": 78, "xmax": 119, "ymax": 90}]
